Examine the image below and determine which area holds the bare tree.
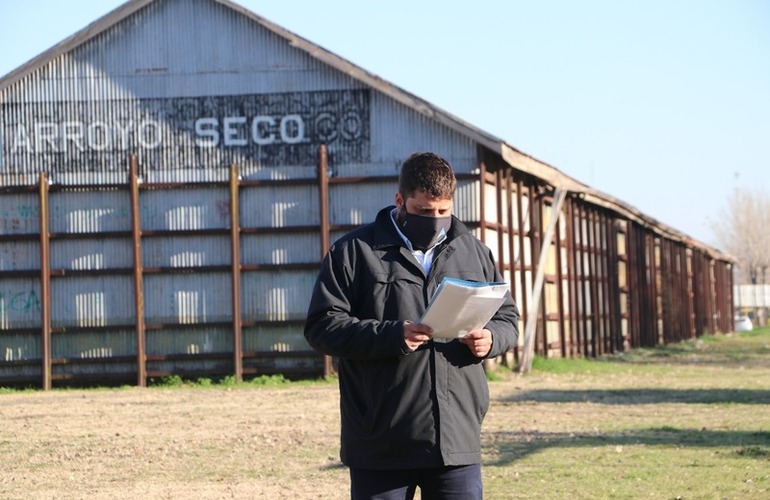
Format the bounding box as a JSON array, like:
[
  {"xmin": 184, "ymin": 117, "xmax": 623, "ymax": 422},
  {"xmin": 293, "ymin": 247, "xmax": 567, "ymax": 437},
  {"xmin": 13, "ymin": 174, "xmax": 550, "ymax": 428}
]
[{"xmin": 711, "ymin": 186, "xmax": 770, "ymax": 285}]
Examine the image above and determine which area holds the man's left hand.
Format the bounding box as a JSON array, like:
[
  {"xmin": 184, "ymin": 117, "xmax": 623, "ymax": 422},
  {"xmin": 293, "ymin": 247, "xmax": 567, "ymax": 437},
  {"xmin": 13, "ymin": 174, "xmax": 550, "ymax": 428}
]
[{"xmin": 459, "ymin": 329, "xmax": 492, "ymax": 358}]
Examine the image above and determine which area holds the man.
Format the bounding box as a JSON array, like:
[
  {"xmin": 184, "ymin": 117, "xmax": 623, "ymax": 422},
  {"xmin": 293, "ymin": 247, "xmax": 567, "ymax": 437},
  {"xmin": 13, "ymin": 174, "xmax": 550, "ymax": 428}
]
[{"xmin": 305, "ymin": 152, "xmax": 519, "ymax": 499}]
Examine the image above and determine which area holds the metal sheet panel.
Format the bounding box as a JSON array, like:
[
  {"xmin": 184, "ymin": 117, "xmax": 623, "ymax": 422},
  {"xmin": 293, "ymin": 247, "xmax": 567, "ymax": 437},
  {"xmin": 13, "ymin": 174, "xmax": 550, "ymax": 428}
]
[
  {"xmin": 243, "ymin": 325, "xmax": 310, "ymax": 353},
  {"xmin": 143, "ymin": 234, "xmax": 231, "ymax": 268},
  {"xmin": 0, "ymin": 192, "xmax": 40, "ymax": 235},
  {"xmin": 52, "ymin": 328, "xmax": 136, "ymax": 358},
  {"xmin": 143, "ymin": 272, "xmax": 232, "ymax": 324},
  {"xmin": 49, "ymin": 190, "xmax": 131, "ymax": 233},
  {"xmin": 0, "ymin": 332, "xmax": 39, "ymax": 362},
  {"xmin": 485, "ymin": 228, "xmax": 502, "ymax": 264},
  {"xmin": 453, "ymin": 179, "xmax": 480, "ymax": 224},
  {"xmin": 239, "ymin": 184, "xmax": 318, "ymax": 227},
  {"xmin": 328, "ymin": 181, "xmax": 396, "ymax": 226},
  {"xmin": 51, "ymin": 238, "xmax": 132, "ymax": 270},
  {"xmin": 0, "ymin": 240, "xmax": 40, "ymax": 271},
  {"xmin": 146, "ymin": 326, "xmax": 230, "ymax": 356},
  {"xmin": 241, "ymin": 270, "xmax": 316, "ymax": 321},
  {"xmin": 365, "ymin": 92, "xmax": 478, "ymax": 175},
  {"xmin": 0, "ymin": 278, "xmax": 41, "ymax": 329},
  {"xmin": 140, "ymin": 187, "xmax": 230, "ymax": 231},
  {"xmin": 50, "ymin": 275, "xmax": 134, "ymax": 327},
  {"xmin": 241, "ymin": 233, "xmax": 319, "ymax": 265}
]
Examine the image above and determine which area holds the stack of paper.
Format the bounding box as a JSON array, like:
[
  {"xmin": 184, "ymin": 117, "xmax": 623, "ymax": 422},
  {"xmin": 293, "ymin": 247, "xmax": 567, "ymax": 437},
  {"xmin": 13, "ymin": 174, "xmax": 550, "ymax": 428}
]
[{"xmin": 419, "ymin": 277, "xmax": 509, "ymax": 339}]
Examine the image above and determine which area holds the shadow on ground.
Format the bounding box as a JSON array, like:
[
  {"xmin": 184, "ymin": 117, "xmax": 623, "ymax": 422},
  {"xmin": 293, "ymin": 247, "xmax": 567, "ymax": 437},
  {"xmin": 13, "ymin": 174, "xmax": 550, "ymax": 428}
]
[
  {"xmin": 503, "ymin": 388, "xmax": 770, "ymax": 405},
  {"xmin": 483, "ymin": 427, "xmax": 770, "ymax": 466}
]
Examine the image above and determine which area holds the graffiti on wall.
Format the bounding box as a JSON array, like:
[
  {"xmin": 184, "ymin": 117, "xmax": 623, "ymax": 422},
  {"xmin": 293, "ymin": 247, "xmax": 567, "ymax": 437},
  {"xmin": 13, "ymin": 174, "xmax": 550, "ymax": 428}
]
[{"xmin": 0, "ymin": 289, "xmax": 41, "ymax": 315}]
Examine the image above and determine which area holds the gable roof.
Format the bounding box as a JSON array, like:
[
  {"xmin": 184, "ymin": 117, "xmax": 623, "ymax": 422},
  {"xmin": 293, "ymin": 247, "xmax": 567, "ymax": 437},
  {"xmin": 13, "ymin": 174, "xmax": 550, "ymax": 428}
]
[{"xmin": 0, "ymin": 0, "xmax": 732, "ymax": 260}]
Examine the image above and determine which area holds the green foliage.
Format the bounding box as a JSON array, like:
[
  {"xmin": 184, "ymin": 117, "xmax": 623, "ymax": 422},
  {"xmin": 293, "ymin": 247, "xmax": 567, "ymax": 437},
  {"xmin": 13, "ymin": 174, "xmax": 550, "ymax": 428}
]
[
  {"xmin": 148, "ymin": 374, "xmax": 184, "ymax": 387},
  {"xmin": 529, "ymin": 355, "xmax": 623, "ymax": 375},
  {"xmin": 142, "ymin": 373, "xmax": 330, "ymax": 390},
  {"xmin": 248, "ymin": 374, "xmax": 289, "ymax": 386},
  {"xmin": 485, "ymin": 365, "xmax": 504, "ymax": 382}
]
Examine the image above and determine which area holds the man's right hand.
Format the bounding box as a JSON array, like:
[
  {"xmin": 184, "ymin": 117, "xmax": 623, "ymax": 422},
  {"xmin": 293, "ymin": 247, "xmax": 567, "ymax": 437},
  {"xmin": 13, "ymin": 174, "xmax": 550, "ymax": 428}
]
[{"xmin": 403, "ymin": 321, "xmax": 433, "ymax": 351}]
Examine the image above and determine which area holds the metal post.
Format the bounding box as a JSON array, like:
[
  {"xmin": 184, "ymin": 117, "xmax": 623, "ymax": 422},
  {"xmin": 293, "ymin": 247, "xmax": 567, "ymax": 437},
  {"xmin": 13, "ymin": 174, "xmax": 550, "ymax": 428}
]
[
  {"xmin": 38, "ymin": 172, "xmax": 52, "ymax": 390},
  {"xmin": 317, "ymin": 144, "xmax": 333, "ymax": 377},
  {"xmin": 129, "ymin": 155, "xmax": 146, "ymax": 387},
  {"xmin": 230, "ymin": 164, "xmax": 243, "ymax": 381}
]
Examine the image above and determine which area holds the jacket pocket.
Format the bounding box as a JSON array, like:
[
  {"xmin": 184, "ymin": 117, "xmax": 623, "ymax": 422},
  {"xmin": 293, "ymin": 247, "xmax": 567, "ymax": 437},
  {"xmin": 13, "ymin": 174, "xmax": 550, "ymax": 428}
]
[{"xmin": 365, "ymin": 271, "xmax": 425, "ymax": 320}]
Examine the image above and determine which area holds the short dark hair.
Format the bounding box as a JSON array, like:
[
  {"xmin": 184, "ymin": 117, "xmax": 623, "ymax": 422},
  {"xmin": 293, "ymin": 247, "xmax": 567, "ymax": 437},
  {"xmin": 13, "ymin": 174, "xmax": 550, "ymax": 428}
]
[{"xmin": 398, "ymin": 152, "xmax": 457, "ymax": 200}]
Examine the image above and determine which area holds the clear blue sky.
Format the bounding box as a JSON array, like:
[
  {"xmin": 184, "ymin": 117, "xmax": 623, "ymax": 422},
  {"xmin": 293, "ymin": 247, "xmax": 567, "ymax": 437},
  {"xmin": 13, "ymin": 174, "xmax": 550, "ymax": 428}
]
[{"xmin": 1, "ymin": 0, "xmax": 768, "ymax": 248}]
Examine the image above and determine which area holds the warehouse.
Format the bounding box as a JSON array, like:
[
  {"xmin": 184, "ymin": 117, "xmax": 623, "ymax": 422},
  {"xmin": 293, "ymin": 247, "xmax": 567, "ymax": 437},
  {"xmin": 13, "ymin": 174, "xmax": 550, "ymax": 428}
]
[{"xmin": 0, "ymin": 0, "xmax": 734, "ymax": 388}]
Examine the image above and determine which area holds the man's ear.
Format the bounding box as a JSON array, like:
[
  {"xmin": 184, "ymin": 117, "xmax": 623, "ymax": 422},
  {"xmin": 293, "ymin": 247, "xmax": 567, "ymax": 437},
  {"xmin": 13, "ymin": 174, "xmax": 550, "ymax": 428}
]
[{"xmin": 394, "ymin": 192, "xmax": 404, "ymax": 208}]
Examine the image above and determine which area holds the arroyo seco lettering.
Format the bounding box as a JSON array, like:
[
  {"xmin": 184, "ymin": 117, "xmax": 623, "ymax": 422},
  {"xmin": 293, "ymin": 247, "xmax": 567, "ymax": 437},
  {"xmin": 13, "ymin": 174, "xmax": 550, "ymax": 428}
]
[
  {"xmin": 11, "ymin": 120, "xmax": 163, "ymax": 153},
  {"xmin": 8, "ymin": 114, "xmax": 315, "ymax": 153},
  {"xmin": 194, "ymin": 114, "xmax": 305, "ymax": 147}
]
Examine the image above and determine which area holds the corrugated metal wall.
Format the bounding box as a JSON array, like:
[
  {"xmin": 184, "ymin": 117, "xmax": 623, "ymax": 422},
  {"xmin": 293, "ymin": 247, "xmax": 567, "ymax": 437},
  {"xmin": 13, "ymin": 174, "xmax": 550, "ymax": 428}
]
[
  {"xmin": 0, "ymin": 0, "xmax": 735, "ymax": 387},
  {"xmin": 476, "ymin": 154, "xmax": 734, "ymax": 369}
]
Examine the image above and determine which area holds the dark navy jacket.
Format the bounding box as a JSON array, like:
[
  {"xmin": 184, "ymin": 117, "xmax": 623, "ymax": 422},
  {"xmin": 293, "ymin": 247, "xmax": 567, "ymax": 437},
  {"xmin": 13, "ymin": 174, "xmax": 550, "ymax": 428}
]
[{"xmin": 305, "ymin": 206, "xmax": 519, "ymax": 469}]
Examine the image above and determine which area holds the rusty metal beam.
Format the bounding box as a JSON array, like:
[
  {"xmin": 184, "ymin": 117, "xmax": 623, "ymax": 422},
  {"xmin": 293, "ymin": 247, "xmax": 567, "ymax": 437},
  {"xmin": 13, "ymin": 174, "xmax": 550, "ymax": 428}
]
[
  {"xmin": 38, "ymin": 172, "xmax": 51, "ymax": 390},
  {"xmin": 516, "ymin": 178, "xmax": 528, "ymax": 352},
  {"xmin": 504, "ymin": 171, "xmax": 520, "ymax": 364},
  {"xmin": 536, "ymin": 190, "xmax": 548, "ymax": 356},
  {"xmin": 527, "ymin": 184, "xmax": 540, "ymax": 356},
  {"xmin": 554, "ymin": 199, "xmax": 567, "ymax": 358},
  {"xmin": 129, "ymin": 155, "xmax": 146, "ymax": 387},
  {"xmin": 230, "ymin": 164, "xmax": 243, "ymax": 381},
  {"xmin": 578, "ymin": 203, "xmax": 590, "ymax": 356},
  {"xmin": 317, "ymin": 144, "xmax": 333, "ymax": 378},
  {"xmin": 479, "ymin": 161, "xmax": 487, "ymax": 245},
  {"xmin": 495, "ymin": 169, "xmax": 506, "ymax": 277},
  {"xmin": 586, "ymin": 209, "xmax": 599, "ymax": 357},
  {"xmin": 566, "ymin": 198, "xmax": 579, "ymax": 357}
]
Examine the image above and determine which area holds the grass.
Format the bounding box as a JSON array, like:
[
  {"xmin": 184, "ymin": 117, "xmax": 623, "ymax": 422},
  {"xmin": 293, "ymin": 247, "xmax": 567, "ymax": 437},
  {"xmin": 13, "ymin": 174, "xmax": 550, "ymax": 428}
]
[{"xmin": 481, "ymin": 326, "xmax": 770, "ymax": 499}]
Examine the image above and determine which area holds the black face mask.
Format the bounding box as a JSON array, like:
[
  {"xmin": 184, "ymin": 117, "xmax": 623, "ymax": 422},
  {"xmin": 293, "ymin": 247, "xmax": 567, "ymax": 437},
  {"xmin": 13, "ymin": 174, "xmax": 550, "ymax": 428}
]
[{"xmin": 399, "ymin": 212, "xmax": 452, "ymax": 251}]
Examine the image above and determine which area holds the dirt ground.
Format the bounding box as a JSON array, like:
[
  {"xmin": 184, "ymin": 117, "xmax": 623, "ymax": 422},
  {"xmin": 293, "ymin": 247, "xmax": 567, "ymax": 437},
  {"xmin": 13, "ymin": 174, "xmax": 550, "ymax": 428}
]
[
  {"xmin": 1, "ymin": 384, "xmax": 345, "ymax": 499},
  {"xmin": 2, "ymin": 339, "xmax": 769, "ymax": 499}
]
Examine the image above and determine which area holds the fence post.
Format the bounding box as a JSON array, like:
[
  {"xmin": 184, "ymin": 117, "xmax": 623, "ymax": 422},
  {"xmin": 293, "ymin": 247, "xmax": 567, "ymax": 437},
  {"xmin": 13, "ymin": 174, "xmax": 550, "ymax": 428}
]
[
  {"xmin": 317, "ymin": 144, "xmax": 334, "ymax": 377},
  {"xmin": 230, "ymin": 164, "xmax": 243, "ymax": 382},
  {"xmin": 129, "ymin": 155, "xmax": 146, "ymax": 387},
  {"xmin": 38, "ymin": 172, "xmax": 52, "ymax": 390}
]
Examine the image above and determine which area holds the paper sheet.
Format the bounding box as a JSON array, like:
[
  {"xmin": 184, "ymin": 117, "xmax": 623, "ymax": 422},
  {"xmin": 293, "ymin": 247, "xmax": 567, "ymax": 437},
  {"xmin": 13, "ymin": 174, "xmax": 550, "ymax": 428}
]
[{"xmin": 419, "ymin": 277, "xmax": 509, "ymax": 339}]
